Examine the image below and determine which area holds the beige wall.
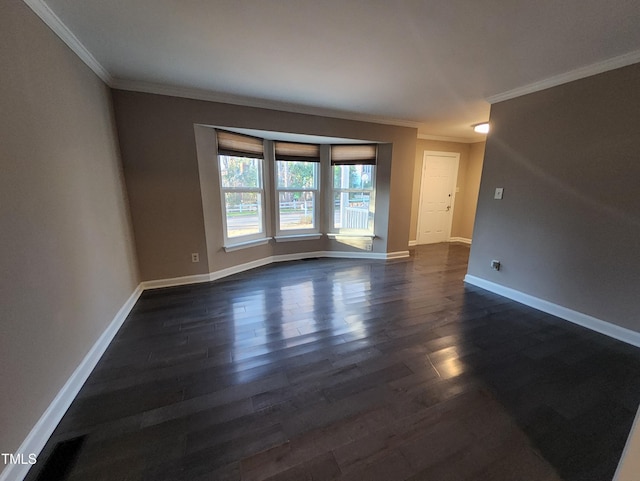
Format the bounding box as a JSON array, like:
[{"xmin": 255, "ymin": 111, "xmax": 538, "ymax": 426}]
[
  {"xmin": 410, "ymin": 139, "xmax": 485, "ymax": 242},
  {"xmin": 615, "ymin": 405, "xmax": 640, "ymax": 481},
  {"xmin": 468, "ymin": 62, "xmax": 640, "ymax": 330},
  {"xmin": 112, "ymin": 90, "xmax": 417, "ymax": 281},
  {"xmin": 0, "ymin": 1, "xmax": 139, "ymax": 469},
  {"xmin": 460, "ymin": 142, "xmax": 486, "ymax": 239}
]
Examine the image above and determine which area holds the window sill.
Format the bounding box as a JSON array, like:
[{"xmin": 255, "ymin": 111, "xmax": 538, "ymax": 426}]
[
  {"xmin": 274, "ymin": 234, "xmax": 323, "ymax": 243},
  {"xmin": 223, "ymin": 238, "xmax": 270, "ymax": 252},
  {"xmin": 327, "ymin": 233, "xmax": 376, "ymax": 240}
]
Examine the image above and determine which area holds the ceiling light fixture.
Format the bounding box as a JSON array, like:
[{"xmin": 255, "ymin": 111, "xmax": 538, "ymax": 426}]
[{"xmin": 472, "ymin": 122, "xmax": 490, "ymax": 134}]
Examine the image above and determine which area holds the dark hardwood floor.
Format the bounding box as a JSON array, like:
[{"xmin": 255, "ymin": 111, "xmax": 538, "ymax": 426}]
[{"xmin": 27, "ymin": 244, "xmax": 640, "ymax": 481}]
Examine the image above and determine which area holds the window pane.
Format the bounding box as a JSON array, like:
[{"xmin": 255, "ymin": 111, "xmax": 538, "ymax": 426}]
[
  {"xmin": 333, "ymin": 165, "xmax": 374, "ymax": 190},
  {"xmin": 276, "ymin": 161, "xmax": 317, "ymax": 189},
  {"xmin": 225, "ymin": 192, "xmax": 263, "ymax": 237},
  {"xmin": 219, "ymin": 156, "xmax": 261, "ymax": 188},
  {"xmin": 333, "ymin": 192, "xmax": 372, "ymax": 231},
  {"xmin": 279, "ymin": 192, "xmax": 315, "ymax": 230}
]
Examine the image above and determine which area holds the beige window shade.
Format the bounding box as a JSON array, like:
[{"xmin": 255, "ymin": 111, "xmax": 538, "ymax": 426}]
[
  {"xmin": 217, "ymin": 130, "xmax": 264, "ymax": 158},
  {"xmin": 330, "ymin": 144, "xmax": 377, "ymax": 165},
  {"xmin": 274, "ymin": 141, "xmax": 320, "ymax": 162}
]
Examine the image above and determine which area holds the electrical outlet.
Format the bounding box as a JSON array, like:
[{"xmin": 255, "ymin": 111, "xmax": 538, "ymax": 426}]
[
  {"xmin": 494, "ymin": 187, "xmax": 504, "ymax": 200},
  {"xmin": 491, "ymin": 260, "xmax": 501, "ymax": 271},
  {"xmin": 191, "ymin": 253, "xmax": 199, "ymax": 263}
]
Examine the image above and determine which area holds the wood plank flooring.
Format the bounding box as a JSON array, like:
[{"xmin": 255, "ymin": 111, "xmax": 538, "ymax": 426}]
[{"xmin": 27, "ymin": 244, "xmax": 640, "ymax": 480}]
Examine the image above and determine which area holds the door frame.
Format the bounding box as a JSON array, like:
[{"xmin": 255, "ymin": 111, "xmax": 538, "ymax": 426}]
[{"xmin": 417, "ymin": 151, "xmax": 460, "ymax": 245}]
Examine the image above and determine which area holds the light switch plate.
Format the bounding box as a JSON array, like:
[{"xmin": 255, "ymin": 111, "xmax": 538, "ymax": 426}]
[{"xmin": 494, "ymin": 187, "xmax": 504, "ymax": 200}]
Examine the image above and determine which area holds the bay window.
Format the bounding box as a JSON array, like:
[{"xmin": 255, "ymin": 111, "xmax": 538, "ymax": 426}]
[{"xmin": 214, "ymin": 128, "xmax": 378, "ymax": 249}]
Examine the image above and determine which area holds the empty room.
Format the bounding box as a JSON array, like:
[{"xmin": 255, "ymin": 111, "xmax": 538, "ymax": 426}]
[{"xmin": 2, "ymin": 1, "xmax": 640, "ymax": 480}]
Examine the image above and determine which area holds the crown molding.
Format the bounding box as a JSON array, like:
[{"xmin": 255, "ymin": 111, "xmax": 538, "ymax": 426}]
[
  {"xmin": 487, "ymin": 49, "xmax": 640, "ymax": 104},
  {"xmin": 22, "ymin": 0, "xmax": 113, "ymax": 84},
  {"xmin": 19, "ymin": 0, "xmax": 420, "ymax": 134},
  {"xmin": 25, "ymin": 0, "xmax": 640, "ymax": 136},
  {"xmin": 417, "ymin": 133, "xmax": 478, "ymax": 143},
  {"xmin": 111, "ymin": 77, "xmax": 423, "ymax": 130},
  {"xmin": 19, "ymin": 0, "xmax": 419, "ymax": 133}
]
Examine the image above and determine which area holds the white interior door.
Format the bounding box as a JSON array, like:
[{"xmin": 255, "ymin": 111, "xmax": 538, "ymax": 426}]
[{"xmin": 417, "ymin": 151, "xmax": 459, "ymax": 245}]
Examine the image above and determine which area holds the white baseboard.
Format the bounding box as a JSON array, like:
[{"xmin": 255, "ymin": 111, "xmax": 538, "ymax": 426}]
[
  {"xmin": 209, "ymin": 257, "xmax": 275, "ymax": 281},
  {"xmin": 6, "ymin": 248, "xmax": 411, "ymax": 480},
  {"xmin": 464, "ymin": 275, "xmax": 640, "ymax": 348},
  {"xmin": 449, "ymin": 237, "xmax": 472, "ymax": 245},
  {"xmin": 1, "ymin": 285, "xmax": 143, "ymax": 481},
  {"xmin": 143, "ymin": 251, "xmax": 411, "ymax": 290},
  {"xmin": 409, "ymin": 238, "xmax": 471, "ymax": 247},
  {"xmin": 385, "ymin": 250, "xmax": 411, "ymax": 260},
  {"xmin": 311, "ymin": 250, "xmax": 409, "ymax": 261},
  {"xmin": 140, "ymin": 273, "xmax": 212, "ymax": 290}
]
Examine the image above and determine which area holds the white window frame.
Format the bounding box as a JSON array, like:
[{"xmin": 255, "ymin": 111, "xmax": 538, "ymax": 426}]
[
  {"xmin": 218, "ymin": 154, "xmax": 267, "ymax": 246},
  {"xmin": 331, "ymin": 163, "xmax": 376, "ymax": 236},
  {"xmin": 274, "ymin": 160, "xmax": 320, "ymax": 236}
]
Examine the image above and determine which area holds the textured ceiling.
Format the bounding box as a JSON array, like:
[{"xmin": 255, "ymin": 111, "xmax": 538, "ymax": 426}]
[{"xmin": 40, "ymin": 0, "xmax": 640, "ymax": 140}]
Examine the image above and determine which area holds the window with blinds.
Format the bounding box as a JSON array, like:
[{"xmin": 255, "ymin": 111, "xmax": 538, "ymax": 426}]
[
  {"xmin": 330, "ymin": 144, "xmax": 377, "ymax": 165},
  {"xmin": 216, "ymin": 130, "xmax": 266, "ymax": 242},
  {"xmin": 274, "ymin": 141, "xmax": 320, "ymax": 234},
  {"xmin": 331, "ymin": 144, "xmax": 377, "ymax": 234},
  {"xmin": 213, "ymin": 129, "xmax": 378, "ymax": 247}
]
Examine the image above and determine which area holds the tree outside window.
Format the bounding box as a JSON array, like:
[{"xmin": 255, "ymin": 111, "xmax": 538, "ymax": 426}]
[
  {"xmin": 332, "ymin": 164, "xmax": 375, "ymax": 234},
  {"xmin": 219, "ymin": 155, "xmax": 265, "ymax": 239},
  {"xmin": 276, "ymin": 160, "xmax": 319, "ymax": 232}
]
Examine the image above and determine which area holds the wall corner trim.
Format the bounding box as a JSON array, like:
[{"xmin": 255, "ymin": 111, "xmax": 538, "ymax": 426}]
[
  {"xmin": 408, "ymin": 240, "xmax": 418, "ymax": 247},
  {"xmin": 464, "ymin": 275, "xmax": 640, "ymax": 348},
  {"xmin": 1, "ymin": 285, "xmax": 144, "ymax": 481}
]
